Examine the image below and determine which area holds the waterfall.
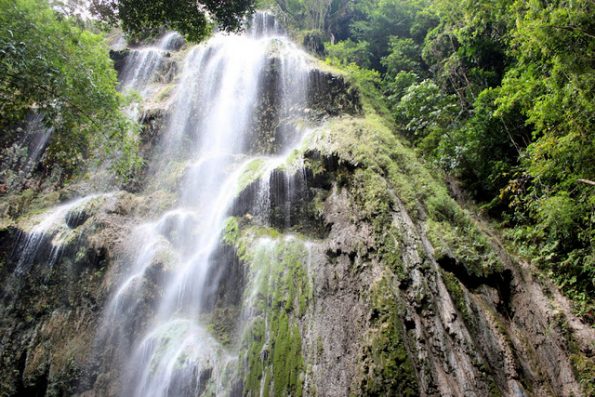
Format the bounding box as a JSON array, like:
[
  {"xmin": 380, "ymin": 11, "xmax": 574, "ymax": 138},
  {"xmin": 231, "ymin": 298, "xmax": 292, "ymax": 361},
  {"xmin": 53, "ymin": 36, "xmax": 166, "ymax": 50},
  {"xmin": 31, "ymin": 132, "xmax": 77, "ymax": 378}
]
[
  {"xmin": 98, "ymin": 12, "xmax": 315, "ymax": 396},
  {"xmin": 3, "ymin": 7, "xmax": 591, "ymax": 397},
  {"xmin": 13, "ymin": 195, "xmax": 99, "ymax": 273},
  {"xmin": 3, "ymin": 192, "xmax": 115, "ymax": 308},
  {"xmin": 118, "ymin": 32, "xmax": 184, "ymax": 97}
]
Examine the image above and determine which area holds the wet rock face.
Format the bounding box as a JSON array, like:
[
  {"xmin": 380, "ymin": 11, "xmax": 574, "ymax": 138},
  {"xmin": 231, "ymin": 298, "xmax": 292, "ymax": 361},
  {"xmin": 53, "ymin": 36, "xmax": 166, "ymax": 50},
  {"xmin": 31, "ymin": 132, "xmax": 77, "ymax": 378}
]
[
  {"xmin": 298, "ymin": 149, "xmax": 592, "ymax": 397},
  {"xmin": 201, "ymin": 244, "xmax": 244, "ymax": 311},
  {"xmin": 0, "ymin": 195, "xmax": 136, "ymax": 397},
  {"xmin": 247, "ymin": 56, "xmax": 361, "ymax": 154},
  {"xmin": 230, "ymin": 166, "xmax": 330, "ymax": 239},
  {"xmin": 123, "ymin": 107, "xmax": 169, "ymax": 192},
  {"xmin": 225, "ymin": 131, "xmax": 592, "ymax": 397},
  {"xmin": 109, "ymin": 49, "xmax": 129, "ymax": 76},
  {"xmin": 307, "ymin": 70, "xmax": 361, "ymax": 117}
]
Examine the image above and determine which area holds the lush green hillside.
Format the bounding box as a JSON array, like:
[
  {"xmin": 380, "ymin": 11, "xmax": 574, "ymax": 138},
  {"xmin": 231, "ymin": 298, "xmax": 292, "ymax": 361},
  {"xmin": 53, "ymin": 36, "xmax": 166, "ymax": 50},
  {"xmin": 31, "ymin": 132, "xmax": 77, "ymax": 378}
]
[{"xmin": 260, "ymin": 0, "xmax": 594, "ymax": 319}]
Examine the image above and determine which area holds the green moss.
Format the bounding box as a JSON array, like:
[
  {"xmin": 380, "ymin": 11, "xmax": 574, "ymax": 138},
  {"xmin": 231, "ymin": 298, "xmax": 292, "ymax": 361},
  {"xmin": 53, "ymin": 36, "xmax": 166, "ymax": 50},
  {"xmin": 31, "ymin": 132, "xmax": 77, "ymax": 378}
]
[
  {"xmin": 565, "ymin": 322, "xmax": 595, "ymax": 395},
  {"xmin": 311, "ymin": 189, "xmax": 328, "ymax": 218},
  {"xmin": 380, "ymin": 227, "xmax": 406, "ymax": 277},
  {"xmin": 322, "ymin": 60, "xmax": 387, "ymax": 118},
  {"xmin": 244, "ymin": 318, "xmax": 266, "ymax": 394},
  {"xmin": 241, "ymin": 310, "xmax": 304, "ymax": 397},
  {"xmin": 351, "ymin": 168, "xmax": 392, "ymax": 221},
  {"xmin": 262, "ymin": 370, "xmax": 272, "ymax": 397},
  {"xmin": 238, "ymin": 225, "xmax": 283, "ymax": 259},
  {"xmin": 271, "ymin": 312, "xmax": 303, "ymax": 397},
  {"xmin": 570, "ymin": 350, "xmax": 595, "ymax": 396},
  {"xmin": 222, "ymin": 217, "xmax": 240, "ymax": 246},
  {"xmin": 303, "ymin": 155, "xmax": 325, "ymax": 179},
  {"xmin": 154, "ymin": 83, "xmax": 176, "ymax": 102},
  {"xmin": 427, "ymin": 218, "xmax": 501, "ymax": 278},
  {"xmin": 236, "ymin": 158, "xmax": 267, "ymax": 194},
  {"xmin": 361, "ymin": 274, "xmax": 418, "ymax": 396},
  {"xmin": 441, "ymin": 270, "xmax": 477, "ymax": 333},
  {"xmin": 309, "ymin": 113, "xmax": 503, "ymax": 278},
  {"xmin": 2, "ymin": 189, "xmax": 61, "ymax": 226},
  {"xmin": 203, "ymin": 306, "xmax": 240, "ymax": 347},
  {"xmin": 235, "ymin": 234, "xmax": 312, "ymax": 397}
]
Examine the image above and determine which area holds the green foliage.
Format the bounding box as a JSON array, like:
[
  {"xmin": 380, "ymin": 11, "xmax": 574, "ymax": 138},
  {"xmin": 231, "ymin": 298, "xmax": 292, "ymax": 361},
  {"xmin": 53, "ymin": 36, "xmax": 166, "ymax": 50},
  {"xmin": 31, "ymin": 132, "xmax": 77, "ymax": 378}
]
[
  {"xmin": 328, "ymin": 61, "xmax": 389, "ymax": 118},
  {"xmin": 0, "ymin": 0, "xmax": 140, "ymax": 179},
  {"xmin": 326, "ymin": 39, "xmax": 372, "ymax": 68},
  {"xmin": 349, "ymin": 0, "xmax": 428, "ymax": 69},
  {"xmin": 91, "ymin": 0, "xmax": 255, "ymax": 42},
  {"xmin": 276, "ymin": 0, "xmax": 334, "ymax": 31},
  {"xmin": 381, "ymin": 37, "xmax": 423, "ymax": 77},
  {"xmin": 301, "ymin": 0, "xmax": 594, "ymax": 318},
  {"xmin": 384, "ymin": 70, "xmax": 419, "ymax": 106},
  {"xmin": 236, "ymin": 158, "xmax": 267, "ymax": 194},
  {"xmin": 421, "ymin": 0, "xmax": 511, "ymax": 106},
  {"xmin": 394, "ymin": 79, "xmax": 458, "ymax": 145},
  {"xmin": 569, "ymin": 335, "xmax": 595, "ymax": 396},
  {"xmin": 222, "ymin": 217, "xmax": 240, "ymax": 246},
  {"xmin": 494, "ymin": 0, "xmax": 594, "ymax": 315},
  {"xmin": 441, "ymin": 271, "xmax": 475, "ymax": 330}
]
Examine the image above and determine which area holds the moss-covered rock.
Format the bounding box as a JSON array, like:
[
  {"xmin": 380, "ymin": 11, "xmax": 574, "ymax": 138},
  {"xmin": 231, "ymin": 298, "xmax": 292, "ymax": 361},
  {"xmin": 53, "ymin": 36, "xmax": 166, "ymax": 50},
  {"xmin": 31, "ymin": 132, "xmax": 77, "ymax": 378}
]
[
  {"xmin": 229, "ymin": 231, "xmax": 312, "ymax": 397},
  {"xmin": 359, "ymin": 274, "xmax": 419, "ymax": 396}
]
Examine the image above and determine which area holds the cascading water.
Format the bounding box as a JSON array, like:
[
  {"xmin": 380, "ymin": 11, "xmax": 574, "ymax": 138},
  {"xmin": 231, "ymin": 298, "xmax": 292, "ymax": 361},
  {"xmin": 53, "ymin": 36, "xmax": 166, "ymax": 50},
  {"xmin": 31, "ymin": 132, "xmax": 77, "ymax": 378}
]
[
  {"xmin": 98, "ymin": 13, "xmax": 316, "ymax": 396},
  {"xmin": 118, "ymin": 32, "xmax": 183, "ymax": 97},
  {"xmin": 2, "ymin": 192, "xmax": 115, "ymax": 308},
  {"xmin": 13, "ymin": 195, "xmax": 99, "ymax": 273}
]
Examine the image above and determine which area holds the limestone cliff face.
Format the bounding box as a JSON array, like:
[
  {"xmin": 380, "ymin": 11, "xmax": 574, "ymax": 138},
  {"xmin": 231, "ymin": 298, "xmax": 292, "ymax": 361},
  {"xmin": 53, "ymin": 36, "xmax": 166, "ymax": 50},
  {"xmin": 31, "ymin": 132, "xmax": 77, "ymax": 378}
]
[{"xmin": 0, "ymin": 28, "xmax": 592, "ymax": 397}]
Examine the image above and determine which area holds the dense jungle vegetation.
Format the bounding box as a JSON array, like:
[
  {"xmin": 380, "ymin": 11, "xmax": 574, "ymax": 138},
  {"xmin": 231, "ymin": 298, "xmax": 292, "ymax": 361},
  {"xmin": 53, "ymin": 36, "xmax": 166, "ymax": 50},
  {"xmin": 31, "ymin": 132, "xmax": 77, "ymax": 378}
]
[
  {"xmin": 0, "ymin": 0, "xmax": 593, "ymax": 318},
  {"xmin": 0, "ymin": 0, "xmax": 253, "ymax": 181},
  {"xmin": 0, "ymin": 0, "xmax": 139, "ymax": 179}
]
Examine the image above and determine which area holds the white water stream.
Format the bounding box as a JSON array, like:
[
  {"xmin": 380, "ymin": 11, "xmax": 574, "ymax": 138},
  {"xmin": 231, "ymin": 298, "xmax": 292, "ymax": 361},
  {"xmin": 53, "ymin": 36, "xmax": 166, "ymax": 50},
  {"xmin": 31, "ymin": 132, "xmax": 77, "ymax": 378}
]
[
  {"xmin": 12, "ymin": 193, "xmax": 117, "ymax": 276},
  {"xmin": 100, "ymin": 13, "xmax": 314, "ymax": 396},
  {"xmin": 118, "ymin": 32, "xmax": 183, "ymax": 96}
]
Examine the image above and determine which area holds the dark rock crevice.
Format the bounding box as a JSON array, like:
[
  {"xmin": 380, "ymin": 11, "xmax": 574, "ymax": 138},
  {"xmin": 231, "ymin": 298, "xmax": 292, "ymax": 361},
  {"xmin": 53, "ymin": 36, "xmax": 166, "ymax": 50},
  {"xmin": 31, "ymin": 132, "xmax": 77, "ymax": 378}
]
[
  {"xmin": 437, "ymin": 254, "xmax": 515, "ymax": 319},
  {"xmin": 231, "ymin": 166, "xmax": 332, "ymax": 239}
]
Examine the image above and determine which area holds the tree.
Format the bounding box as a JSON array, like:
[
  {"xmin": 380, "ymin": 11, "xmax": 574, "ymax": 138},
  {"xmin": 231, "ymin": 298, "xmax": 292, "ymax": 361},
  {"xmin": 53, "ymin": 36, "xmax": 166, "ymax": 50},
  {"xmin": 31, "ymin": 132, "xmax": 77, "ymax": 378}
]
[
  {"xmin": 421, "ymin": 0, "xmax": 511, "ymax": 109},
  {"xmin": 381, "ymin": 37, "xmax": 424, "ymax": 78},
  {"xmin": 350, "ymin": 0, "xmax": 426, "ymax": 70},
  {"xmin": 495, "ymin": 0, "xmax": 595, "ymax": 305},
  {"xmin": 0, "ymin": 0, "xmax": 139, "ymax": 178},
  {"xmin": 326, "ymin": 39, "xmax": 372, "ymax": 68},
  {"xmin": 394, "ymin": 79, "xmax": 458, "ymax": 148},
  {"xmin": 91, "ymin": 0, "xmax": 255, "ymax": 41}
]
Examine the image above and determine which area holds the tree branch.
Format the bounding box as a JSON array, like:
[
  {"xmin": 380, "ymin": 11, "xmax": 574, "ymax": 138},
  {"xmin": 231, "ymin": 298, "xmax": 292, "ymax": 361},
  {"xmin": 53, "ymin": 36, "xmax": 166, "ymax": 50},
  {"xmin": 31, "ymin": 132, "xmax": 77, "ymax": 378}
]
[
  {"xmin": 577, "ymin": 178, "xmax": 595, "ymax": 187},
  {"xmin": 550, "ymin": 25, "xmax": 595, "ymax": 40}
]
